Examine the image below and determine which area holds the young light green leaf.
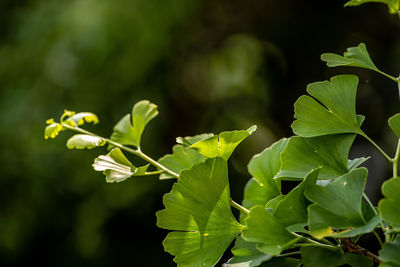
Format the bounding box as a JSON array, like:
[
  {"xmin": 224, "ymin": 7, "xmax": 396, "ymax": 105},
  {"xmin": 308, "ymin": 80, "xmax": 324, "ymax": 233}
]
[
  {"xmin": 275, "ymin": 134, "xmax": 355, "ymax": 181},
  {"xmin": 66, "ymin": 134, "xmax": 106, "ymax": 149},
  {"xmin": 378, "ymin": 177, "xmax": 400, "ymax": 231},
  {"xmin": 345, "ymin": 0, "xmax": 400, "ymax": 14},
  {"xmin": 291, "ymin": 75, "xmax": 363, "ymax": 137},
  {"xmin": 305, "ymin": 168, "xmax": 368, "ymax": 238},
  {"xmin": 156, "ymin": 158, "xmax": 243, "ymax": 267},
  {"xmin": 93, "ymin": 148, "xmax": 149, "ymax": 183},
  {"xmin": 44, "ymin": 119, "xmax": 63, "ymax": 139},
  {"xmin": 348, "ymin": 157, "xmax": 370, "ymax": 170},
  {"xmin": 64, "ymin": 112, "xmax": 99, "ymax": 126},
  {"xmin": 301, "ymin": 246, "xmax": 373, "ymax": 267},
  {"xmin": 321, "ymin": 43, "xmax": 378, "ymax": 71},
  {"xmin": 242, "ymin": 206, "xmax": 300, "ymax": 255},
  {"xmin": 389, "ymin": 113, "xmax": 400, "ymax": 138},
  {"xmin": 110, "ymin": 100, "xmax": 158, "ymax": 147},
  {"xmin": 243, "ymin": 138, "xmax": 288, "ymax": 210},
  {"xmin": 190, "ymin": 125, "xmax": 257, "ymax": 160},
  {"xmin": 223, "ymin": 235, "xmax": 272, "ymax": 267},
  {"xmin": 157, "ymin": 145, "xmax": 206, "ymax": 180},
  {"xmin": 176, "ymin": 133, "xmax": 214, "ymax": 147},
  {"xmin": 379, "ymin": 237, "xmax": 400, "ymax": 267}
]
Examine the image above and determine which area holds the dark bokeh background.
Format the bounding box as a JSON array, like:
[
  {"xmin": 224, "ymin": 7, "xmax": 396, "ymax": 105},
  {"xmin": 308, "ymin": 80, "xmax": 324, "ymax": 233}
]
[{"xmin": 0, "ymin": 0, "xmax": 399, "ymax": 266}]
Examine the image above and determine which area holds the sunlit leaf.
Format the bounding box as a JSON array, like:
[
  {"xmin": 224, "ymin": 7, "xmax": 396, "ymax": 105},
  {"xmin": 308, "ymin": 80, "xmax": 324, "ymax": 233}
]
[
  {"xmin": 389, "ymin": 113, "xmax": 400, "ymax": 138},
  {"xmin": 44, "ymin": 119, "xmax": 63, "ymax": 139},
  {"xmin": 223, "ymin": 235, "xmax": 272, "ymax": 267},
  {"xmin": 344, "ymin": 0, "xmax": 400, "ymax": 14},
  {"xmin": 291, "ymin": 75, "xmax": 363, "ymax": 137},
  {"xmin": 156, "ymin": 158, "xmax": 242, "ymax": 266},
  {"xmin": 321, "ymin": 43, "xmax": 378, "ymax": 71},
  {"xmin": 157, "ymin": 145, "xmax": 206, "ymax": 180},
  {"xmin": 242, "ymin": 206, "xmax": 300, "ymax": 255},
  {"xmin": 276, "ymin": 134, "xmax": 355, "ymax": 181},
  {"xmin": 66, "ymin": 134, "xmax": 106, "ymax": 149},
  {"xmin": 305, "ymin": 168, "xmax": 368, "ymax": 238},
  {"xmin": 378, "ymin": 177, "xmax": 400, "ymax": 231},
  {"xmin": 176, "ymin": 133, "xmax": 214, "ymax": 147},
  {"xmin": 64, "ymin": 112, "xmax": 99, "ymax": 126},
  {"xmin": 301, "ymin": 246, "xmax": 372, "ymax": 267},
  {"xmin": 93, "ymin": 148, "xmax": 149, "ymax": 183},
  {"xmin": 190, "ymin": 125, "xmax": 257, "ymax": 160},
  {"xmin": 110, "ymin": 100, "xmax": 158, "ymax": 147},
  {"xmin": 242, "ymin": 138, "xmax": 288, "ymax": 209},
  {"xmin": 379, "ymin": 237, "xmax": 400, "ymax": 267}
]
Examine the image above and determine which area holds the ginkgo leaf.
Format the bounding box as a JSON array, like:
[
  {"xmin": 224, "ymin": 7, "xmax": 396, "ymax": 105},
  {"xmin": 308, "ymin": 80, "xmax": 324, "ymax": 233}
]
[
  {"xmin": 243, "ymin": 138, "xmax": 288, "ymax": 210},
  {"xmin": 176, "ymin": 133, "xmax": 214, "ymax": 147},
  {"xmin": 110, "ymin": 100, "xmax": 158, "ymax": 147},
  {"xmin": 304, "ymin": 168, "xmax": 368, "ymax": 238},
  {"xmin": 223, "ymin": 235, "xmax": 272, "ymax": 267},
  {"xmin": 348, "ymin": 157, "xmax": 370, "ymax": 170},
  {"xmin": 301, "ymin": 246, "xmax": 373, "ymax": 267},
  {"xmin": 44, "ymin": 119, "xmax": 63, "ymax": 139},
  {"xmin": 156, "ymin": 158, "xmax": 242, "ymax": 267},
  {"xmin": 291, "ymin": 75, "xmax": 363, "ymax": 137},
  {"xmin": 389, "ymin": 113, "xmax": 400, "ymax": 138},
  {"xmin": 93, "ymin": 148, "xmax": 149, "ymax": 183},
  {"xmin": 345, "ymin": 0, "xmax": 400, "ymax": 14},
  {"xmin": 321, "ymin": 43, "xmax": 378, "ymax": 71},
  {"xmin": 157, "ymin": 145, "xmax": 206, "ymax": 180},
  {"xmin": 378, "ymin": 177, "xmax": 400, "ymax": 231},
  {"xmin": 190, "ymin": 125, "xmax": 257, "ymax": 160},
  {"xmin": 379, "ymin": 237, "xmax": 400, "ymax": 267},
  {"xmin": 275, "ymin": 134, "xmax": 355, "ymax": 180},
  {"xmin": 66, "ymin": 134, "xmax": 106, "ymax": 149},
  {"xmin": 64, "ymin": 112, "xmax": 99, "ymax": 126},
  {"xmin": 242, "ymin": 206, "xmax": 300, "ymax": 255}
]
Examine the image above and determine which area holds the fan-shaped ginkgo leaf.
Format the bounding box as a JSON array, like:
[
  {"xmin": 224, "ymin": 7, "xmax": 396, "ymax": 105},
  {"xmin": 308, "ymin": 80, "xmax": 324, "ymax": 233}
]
[
  {"xmin": 156, "ymin": 158, "xmax": 242, "ymax": 267},
  {"xmin": 291, "ymin": 75, "xmax": 363, "ymax": 137},
  {"xmin": 110, "ymin": 100, "xmax": 158, "ymax": 147},
  {"xmin": 378, "ymin": 177, "xmax": 400, "ymax": 231},
  {"xmin": 66, "ymin": 134, "xmax": 106, "ymax": 149}
]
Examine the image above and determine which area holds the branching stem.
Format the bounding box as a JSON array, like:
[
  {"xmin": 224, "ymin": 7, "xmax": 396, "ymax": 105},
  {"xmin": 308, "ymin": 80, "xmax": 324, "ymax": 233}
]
[{"xmin": 61, "ymin": 123, "xmax": 248, "ymax": 214}]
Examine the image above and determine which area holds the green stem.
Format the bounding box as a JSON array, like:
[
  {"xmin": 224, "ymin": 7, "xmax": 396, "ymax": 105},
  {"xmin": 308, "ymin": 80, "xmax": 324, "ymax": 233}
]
[
  {"xmin": 397, "ymin": 77, "xmax": 400, "ymax": 102},
  {"xmin": 360, "ymin": 131, "xmax": 393, "ymax": 163},
  {"xmin": 375, "ymin": 69, "xmax": 398, "ymax": 83},
  {"xmin": 393, "ymin": 139, "xmax": 400, "ymax": 178},
  {"xmin": 372, "ymin": 230, "xmax": 384, "ymax": 247},
  {"xmin": 276, "ymin": 251, "xmax": 301, "ymax": 257},
  {"xmin": 293, "ymin": 233, "xmax": 339, "ymax": 251},
  {"xmin": 61, "ymin": 123, "xmax": 249, "ymax": 214},
  {"xmin": 230, "ymin": 199, "xmax": 249, "ymax": 215}
]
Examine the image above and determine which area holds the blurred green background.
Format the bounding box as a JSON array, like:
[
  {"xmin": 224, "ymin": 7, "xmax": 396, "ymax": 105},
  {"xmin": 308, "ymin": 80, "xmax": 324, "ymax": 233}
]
[{"xmin": 1, "ymin": 0, "xmax": 400, "ymax": 266}]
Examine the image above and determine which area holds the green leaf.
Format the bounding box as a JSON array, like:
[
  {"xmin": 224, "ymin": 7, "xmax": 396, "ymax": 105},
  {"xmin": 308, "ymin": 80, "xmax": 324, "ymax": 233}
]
[
  {"xmin": 64, "ymin": 112, "xmax": 99, "ymax": 126},
  {"xmin": 378, "ymin": 177, "xmax": 400, "ymax": 231},
  {"xmin": 344, "ymin": 0, "xmax": 400, "ymax": 14},
  {"xmin": 176, "ymin": 133, "xmax": 215, "ymax": 147},
  {"xmin": 44, "ymin": 119, "xmax": 63, "ymax": 139},
  {"xmin": 224, "ymin": 235, "xmax": 272, "ymax": 267},
  {"xmin": 275, "ymin": 134, "xmax": 355, "ymax": 181},
  {"xmin": 301, "ymin": 246, "xmax": 372, "ymax": 267},
  {"xmin": 273, "ymin": 169, "xmax": 316, "ymax": 226},
  {"xmin": 389, "ymin": 113, "xmax": 400, "ymax": 139},
  {"xmin": 156, "ymin": 158, "xmax": 242, "ymax": 267},
  {"xmin": 305, "ymin": 168, "xmax": 368, "ymax": 238},
  {"xmin": 291, "ymin": 75, "xmax": 363, "ymax": 137},
  {"xmin": 157, "ymin": 145, "xmax": 206, "ymax": 180},
  {"xmin": 110, "ymin": 100, "xmax": 158, "ymax": 147},
  {"xmin": 242, "ymin": 206, "xmax": 300, "ymax": 255},
  {"xmin": 66, "ymin": 134, "xmax": 106, "ymax": 149},
  {"xmin": 321, "ymin": 43, "xmax": 378, "ymax": 71},
  {"xmin": 243, "ymin": 138, "xmax": 288, "ymax": 209},
  {"xmin": 379, "ymin": 237, "xmax": 400, "ymax": 267},
  {"xmin": 92, "ymin": 148, "xmax": 149, "ymax": 183},
  {"xmin": 348, "ymin": 157, "xmax": 370, "ymax": 170},
  {"xmin": 190, "ymin": 125, "xmax": 257, "ymax": 160}
]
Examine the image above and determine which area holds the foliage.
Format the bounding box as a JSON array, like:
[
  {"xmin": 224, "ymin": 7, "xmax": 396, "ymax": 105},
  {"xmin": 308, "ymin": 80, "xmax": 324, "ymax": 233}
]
[{"xmin": 44, "ymin": 2, "xmax": 400, "ymax": 267}]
